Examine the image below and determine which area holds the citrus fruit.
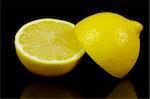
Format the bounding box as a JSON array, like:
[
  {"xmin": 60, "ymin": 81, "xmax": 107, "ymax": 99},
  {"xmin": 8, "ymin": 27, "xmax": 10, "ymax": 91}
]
[
  {"xmin": 15, "ymin": 18, "xmax": 85, "ymax": 76},
  {"xmin": 75, "ymin": 12, "xmax": 143, "ymax": 78}
]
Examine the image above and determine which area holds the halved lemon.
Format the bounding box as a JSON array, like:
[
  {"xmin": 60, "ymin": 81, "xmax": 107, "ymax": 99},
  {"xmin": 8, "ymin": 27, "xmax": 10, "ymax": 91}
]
[{"xmin": 15, "ymin": 18, "xmax": 85, "ymax": 76}]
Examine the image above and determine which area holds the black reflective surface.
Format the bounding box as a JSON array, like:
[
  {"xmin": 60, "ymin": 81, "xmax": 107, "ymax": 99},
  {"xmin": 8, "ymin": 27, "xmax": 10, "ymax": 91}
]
[{"xmin": 1, "ymin": 0, "xmax": 149, "ymax": 98}]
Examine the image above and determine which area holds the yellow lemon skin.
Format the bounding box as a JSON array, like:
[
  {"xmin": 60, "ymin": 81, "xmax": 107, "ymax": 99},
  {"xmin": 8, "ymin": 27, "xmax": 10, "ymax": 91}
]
[
  {"xmin": 15, "ymin": 46, "xmax": 82, "ymax": 76},
  {"xmin": 75, "ymin": 12, "xmax": 143, "ymax": 78}
]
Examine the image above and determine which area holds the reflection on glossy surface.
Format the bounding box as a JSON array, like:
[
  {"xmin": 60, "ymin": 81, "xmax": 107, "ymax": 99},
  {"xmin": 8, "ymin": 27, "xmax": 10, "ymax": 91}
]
[
  {"xmin": 20, "ymin": 82, "xmax": 84, "ymax": 98},
  {"xmin": 106, "ymin": 80, "xmax": 137, "ymax": 99},
  {"xmin": 20, "ymin": 79, "xmax": 138, "ymax": 98}
]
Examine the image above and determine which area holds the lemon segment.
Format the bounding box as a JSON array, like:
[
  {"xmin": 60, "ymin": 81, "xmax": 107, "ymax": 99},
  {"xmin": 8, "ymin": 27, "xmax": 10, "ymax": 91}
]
[
  {"xmin": 75, "ymin": 12, "xmax": 143, "ymax": 78},
  {"xmin": 15, "ymin": 18, "xmax": 85, "ymax": 76}
]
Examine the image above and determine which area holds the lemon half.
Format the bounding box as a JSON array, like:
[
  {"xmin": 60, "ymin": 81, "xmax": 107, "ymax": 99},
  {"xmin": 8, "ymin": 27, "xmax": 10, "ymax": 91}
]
[
  {"xmin": 75, "ymin": 12, "xmax": 143, "ymax": 78},
  {"xmin": 15, "ymin": 18, "xmax": 85, "ymax": 76}
]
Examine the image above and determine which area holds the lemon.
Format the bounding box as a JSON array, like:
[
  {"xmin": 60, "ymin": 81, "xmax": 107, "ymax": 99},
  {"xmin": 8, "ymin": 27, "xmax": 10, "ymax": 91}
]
[
  {"xmin": 15, "ymin": 18, "xmax": 85, "ymax": 76},
  {"xmin": 75, "ymin": 12, "xmax": 143, "ymax": 78}
]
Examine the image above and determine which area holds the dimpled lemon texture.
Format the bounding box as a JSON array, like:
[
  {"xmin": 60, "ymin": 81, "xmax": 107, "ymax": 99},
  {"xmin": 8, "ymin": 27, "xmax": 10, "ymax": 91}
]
[{"xmin": 75, "ymin": 12, "xmax": 143, "ymax": 78}]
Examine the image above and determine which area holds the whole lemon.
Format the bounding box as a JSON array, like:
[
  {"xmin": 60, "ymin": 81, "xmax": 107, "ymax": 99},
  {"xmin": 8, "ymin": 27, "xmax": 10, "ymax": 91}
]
[{"xmin": 75, "ymin": 12, "xmax": 143, "ymax": 78}]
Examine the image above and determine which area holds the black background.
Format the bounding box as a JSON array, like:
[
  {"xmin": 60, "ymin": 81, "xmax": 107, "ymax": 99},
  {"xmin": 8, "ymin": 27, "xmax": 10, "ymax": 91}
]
[{"xmin": 1, "ymin": 0, "xmax": 149, "ymax": 98}]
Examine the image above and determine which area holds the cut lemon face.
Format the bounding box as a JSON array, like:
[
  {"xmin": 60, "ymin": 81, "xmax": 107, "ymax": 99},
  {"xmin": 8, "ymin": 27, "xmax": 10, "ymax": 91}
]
[{"xmin": 15, "ymin": 18, "xmax": 85, "ymax": 76}]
